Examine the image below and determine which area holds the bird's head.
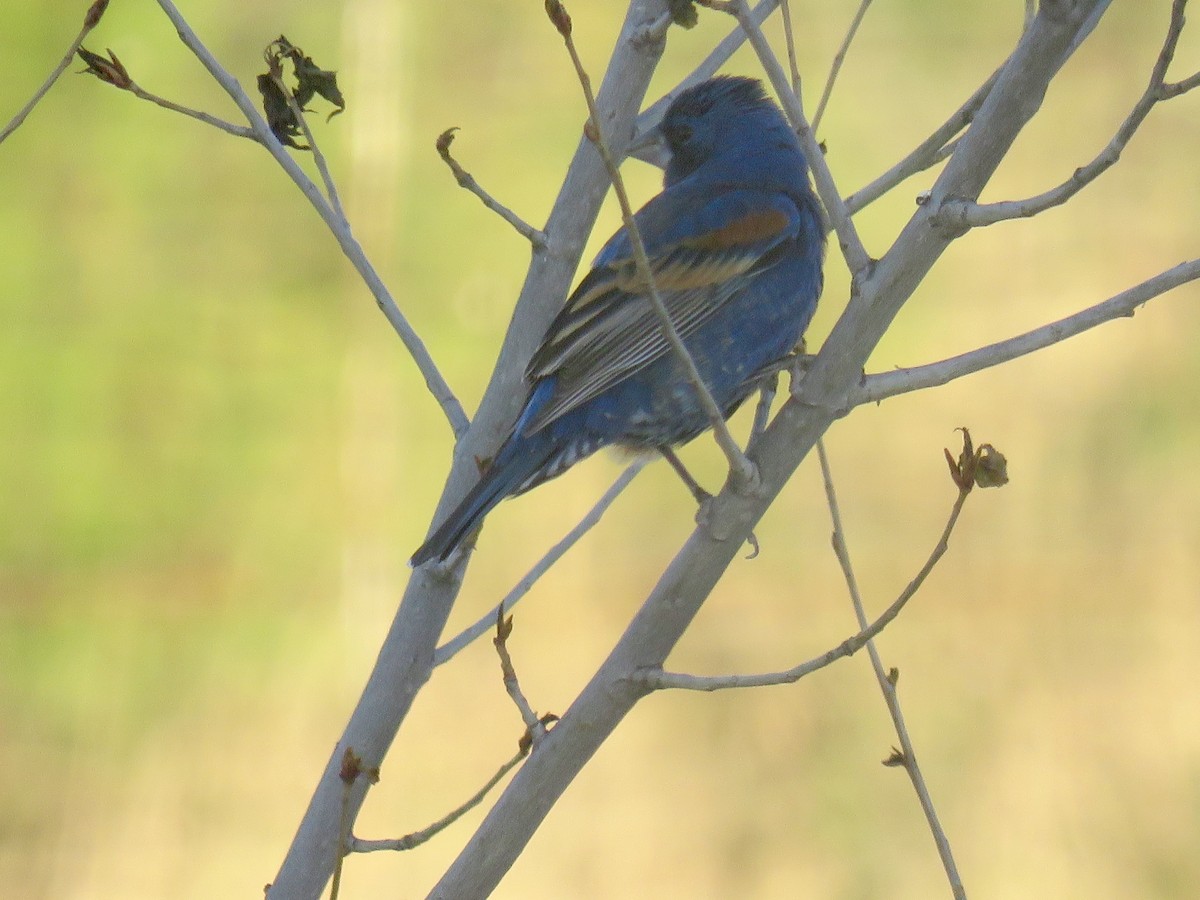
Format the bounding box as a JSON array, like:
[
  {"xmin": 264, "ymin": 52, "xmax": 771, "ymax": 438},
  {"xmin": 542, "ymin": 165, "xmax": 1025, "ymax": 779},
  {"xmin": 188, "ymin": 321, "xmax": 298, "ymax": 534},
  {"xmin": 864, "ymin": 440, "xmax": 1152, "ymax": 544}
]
[{"xmin": 653, "ymin": 76, "xmax": 805, "ymax": 187}]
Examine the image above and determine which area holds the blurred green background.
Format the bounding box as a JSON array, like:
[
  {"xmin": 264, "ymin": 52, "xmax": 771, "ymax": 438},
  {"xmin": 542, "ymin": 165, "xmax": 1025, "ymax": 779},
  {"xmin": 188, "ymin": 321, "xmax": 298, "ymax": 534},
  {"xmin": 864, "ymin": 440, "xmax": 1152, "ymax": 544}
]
[{"xmin": 2, "ymin": 1, "xmax": 1198, "ymax": 897}]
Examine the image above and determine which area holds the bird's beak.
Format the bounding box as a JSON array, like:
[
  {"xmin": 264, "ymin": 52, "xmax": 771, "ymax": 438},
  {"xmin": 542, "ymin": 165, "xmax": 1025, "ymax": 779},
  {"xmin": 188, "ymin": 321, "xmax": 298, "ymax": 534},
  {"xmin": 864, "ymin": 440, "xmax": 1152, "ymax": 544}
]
[{"xmin": 626, "ymin": 122, "xmax": 669, "ymax": 170}]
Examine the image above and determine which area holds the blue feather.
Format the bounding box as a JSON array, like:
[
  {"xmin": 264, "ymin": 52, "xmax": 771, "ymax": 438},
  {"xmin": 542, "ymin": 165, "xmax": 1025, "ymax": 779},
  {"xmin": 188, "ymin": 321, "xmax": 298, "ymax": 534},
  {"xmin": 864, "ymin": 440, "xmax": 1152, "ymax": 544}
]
[{"xmin": 411, "ymin": 76, "xmax": 825, "ymax": 565}]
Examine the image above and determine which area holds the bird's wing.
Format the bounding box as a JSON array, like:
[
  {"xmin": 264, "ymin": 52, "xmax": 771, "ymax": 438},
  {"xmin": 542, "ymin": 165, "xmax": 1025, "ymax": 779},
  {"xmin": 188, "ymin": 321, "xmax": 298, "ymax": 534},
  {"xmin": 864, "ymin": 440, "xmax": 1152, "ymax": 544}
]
[{"xmin": 523, "ymin": 186, "xmax": 801, "ymax": 433}]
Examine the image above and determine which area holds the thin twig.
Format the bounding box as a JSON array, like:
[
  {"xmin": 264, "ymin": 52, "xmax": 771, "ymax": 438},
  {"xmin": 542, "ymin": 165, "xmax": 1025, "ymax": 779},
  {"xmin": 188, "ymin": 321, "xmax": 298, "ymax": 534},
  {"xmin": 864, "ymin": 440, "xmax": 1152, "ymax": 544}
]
[
  {"xmin": 76, "ymin": 46, "xmax": 257, "ymax": 139},
  {"xmin": 340, "ymin": 726, "xmax": 542, "ymax": 871},
  {"xmin": 494, "ymin": 611, "xmax": 544, "ymax": 736},
  {"xmin": 838, "ymin": 0, "xmax": 1111, "ymax": 218},
  {"xmin": 818, "ymin": 440, "xmax": 966, "ymax": 900},
  {"xmin": 152, "ymin": 0, "xmax": 469, "ymax": 437},
  {"xmin": 843, "ymin": 68, "xmax": 999, "ymax": 215},
  {"xmin": 330, "ymin": 747, "xmax": 378, "ymax": 900},
  {"xmin": 437, "ymin": 129, "xmax": 547, "ymax": 247},
  {"xmin": 643, "ymin": 581, "xmax": 941, "ymax": 690},
  {"xmin": 778, "ymin": 1, "xmax": 802, "ymax": 99},
  {"xmin": 853, "ymin": 257, "xmax": 1200, "ymax": 407},
  {"xmin": 642, "ymin": 434, "xmax": 986, "ymax": 694},
  {"xmin": 811, "ymin": 0, "xmax": 874, "ymax": 133},
  {"xmin": 704, "ymin": 0, "xmax": 873, "ymax": 277},
  {"xmin": 938, "ymin": 0, "xmax": 1194, "ymax": 228},
  {"xmin": 433, "ymin": 461, "xmax": 644, "ymax": 667},
  {"xmin": 270, "ymin": 66, "xmax": 348, "ymax": 224},
  {"xmin": 329, "ymin": 774, "xmax": 351, "ymax": 900},
  {"xmin": 1162, "ymin": 69, "xmax": 1200, "ymax": 97},
  {"xmin": 347, "ymin": 749, "xmax": 527, "ymax": 854},
  {"xmin": 548, "ymin": 4, "xmax": 759, "ymax": 489},
  {"xmin": 127, "ymin": 82, "xmax": 256, "ymax": 139},
  {"xmin": 0, "ymin": 0, "xmax": 109, "ymax": 145}
]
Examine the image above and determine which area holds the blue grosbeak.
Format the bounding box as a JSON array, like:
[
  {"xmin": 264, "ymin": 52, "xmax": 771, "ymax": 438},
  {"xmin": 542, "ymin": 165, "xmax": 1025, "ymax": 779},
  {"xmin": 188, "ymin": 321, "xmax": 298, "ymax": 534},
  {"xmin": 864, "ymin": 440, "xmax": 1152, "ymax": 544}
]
[{"xmin": 411, "ymin": 76, "xmax": 825, "ymax": 565}]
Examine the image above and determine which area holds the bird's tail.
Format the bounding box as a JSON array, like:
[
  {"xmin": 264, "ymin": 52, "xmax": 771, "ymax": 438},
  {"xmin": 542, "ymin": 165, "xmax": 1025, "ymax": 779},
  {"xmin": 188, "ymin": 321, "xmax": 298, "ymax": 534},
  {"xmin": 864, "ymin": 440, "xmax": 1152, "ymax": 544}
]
[{"xmin": 410, "ymin": 432, "xmax": 556, "ymax": 567}]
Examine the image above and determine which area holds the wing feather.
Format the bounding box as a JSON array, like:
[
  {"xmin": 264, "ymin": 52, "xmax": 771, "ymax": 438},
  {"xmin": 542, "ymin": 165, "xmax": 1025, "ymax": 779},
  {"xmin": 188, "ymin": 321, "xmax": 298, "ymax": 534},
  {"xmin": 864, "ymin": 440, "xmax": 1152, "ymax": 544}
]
[{"xmin": 523, "ymin": 188, "xmax": 800, "ymax": 432}]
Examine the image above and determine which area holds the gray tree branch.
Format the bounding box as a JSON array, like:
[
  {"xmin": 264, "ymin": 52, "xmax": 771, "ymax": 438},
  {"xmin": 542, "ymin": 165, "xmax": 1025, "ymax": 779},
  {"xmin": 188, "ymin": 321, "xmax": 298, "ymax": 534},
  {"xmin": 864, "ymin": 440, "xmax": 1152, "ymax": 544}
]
[
  {"xmin": 937, "ymin": 0, "xmax": 1195, "ymax": 229},
  {"xmin": 427, "ymin": 3, "xmax": 1112, "ymax": 896},
  {"xmin": 853, "ymin": 257, "xmax": 1200, "ymax": 407},
  {"xmin": 433, "ymin": 462, "xmax": 644, "ymax": 668},
  {"xmin": 0, "ymin": 1, "xmax": 109, "ymax": 144},
  {"xmin": 153, "ymin": 0, "xmax": 469, "ymax": 439},
  {"xmin": 266, "ymin": 2, "xmax": 673, "ymax": 897}
]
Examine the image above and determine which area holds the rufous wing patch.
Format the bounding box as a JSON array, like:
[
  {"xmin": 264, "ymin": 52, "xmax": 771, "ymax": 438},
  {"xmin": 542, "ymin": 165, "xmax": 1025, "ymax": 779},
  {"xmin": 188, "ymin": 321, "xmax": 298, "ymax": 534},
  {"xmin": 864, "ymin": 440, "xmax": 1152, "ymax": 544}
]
[{"xmin": 686, "ymin": 208, "xmax": 790, "ymax": 250}]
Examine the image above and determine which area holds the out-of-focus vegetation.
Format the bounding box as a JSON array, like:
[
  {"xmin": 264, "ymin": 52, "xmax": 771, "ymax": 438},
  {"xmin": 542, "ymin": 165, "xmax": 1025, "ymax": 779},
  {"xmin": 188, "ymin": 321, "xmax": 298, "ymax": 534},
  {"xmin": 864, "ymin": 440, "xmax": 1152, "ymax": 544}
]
[{"xmin": 1, "ymin": 1, "xmax": 1197, "ymax": 897}]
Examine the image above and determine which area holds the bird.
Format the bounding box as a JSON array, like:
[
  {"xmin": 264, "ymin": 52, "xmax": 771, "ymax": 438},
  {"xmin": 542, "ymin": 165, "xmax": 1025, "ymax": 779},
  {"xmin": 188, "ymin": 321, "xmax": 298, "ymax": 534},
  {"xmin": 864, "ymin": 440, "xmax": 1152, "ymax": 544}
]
[{"xmin": 411, "ymin": 75, "xmax": 825, "ymax": 566}]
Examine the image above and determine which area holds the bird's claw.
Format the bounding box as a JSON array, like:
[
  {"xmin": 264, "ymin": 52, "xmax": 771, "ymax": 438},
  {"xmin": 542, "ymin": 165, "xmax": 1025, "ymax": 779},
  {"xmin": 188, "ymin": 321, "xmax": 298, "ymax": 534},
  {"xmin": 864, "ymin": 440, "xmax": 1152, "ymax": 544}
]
[
  {"xmin": 744, "ymin": 530, "xmax": 760, "ymax": 559},
  {"xmin": 787, "ymin": 352, "xmax": 817, "ymax": 398}
]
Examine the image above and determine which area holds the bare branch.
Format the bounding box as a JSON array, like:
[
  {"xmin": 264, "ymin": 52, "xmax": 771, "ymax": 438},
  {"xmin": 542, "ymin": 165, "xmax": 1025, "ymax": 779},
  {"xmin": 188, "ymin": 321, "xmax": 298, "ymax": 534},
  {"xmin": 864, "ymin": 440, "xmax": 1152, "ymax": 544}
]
[
  {"xmin": 436, "ymin": 128, "xmax": 547, "ymax": 247},
  {"xmin": 550, "ymin": 2, "xmax": 759, "ymax": 489},
  {"xmin": 269, "ymin": 4, "xmax": 671, "ymax": 893},
  {"xmin": 938, "ymin": 0, "xmax": 1194, "ymax": 228},
  {"xmin": 811, "ymin": 0, "xmax": 874, "ymax": 133},
  {"xmin": 1161, "ymin": 69, "xmax": 1200, "ymax": 98},
  {"xmin": 843, "ymin": 68, "xmax": 998, "ymax": 215},
  {"xmin": 642, "ymin": 436, "xmax": 984, "ymax": 697},
  {"xmin": 854, "ymin": 257, "xmax": 1200, "ymax": 407},
  {"xmin": 818, "ymin": 440, "xmax": 966, "ymax": 900},
  {"xmin": 329, "ymin": 747, "xmax": 379, "ymax": 900},
  {"xmin": 267, "ymin": 56, "xmax": 348, "ymax": 225},
  {"xmin": 431, "ymin": 9, "xmax": 1113, "ymax": 894},
  {"xmin": 493, "ymin": 612, "xmax": 545, "ymax": 737},
  {"xmin": 840, "ymin": 0, "xmax": 1112, "ymax": 217},
  {"xmin": 778, "ymin": 1, "xmax": 801, "ymax": 98},
  {"xmin": 641, "ymin": 578, "xmax": 927, "ymax": 690},
  {"xmin": 77, "ymin": 45, "xmax": 257, "ymax": 139},
  {"xmin": 0, "ymin": 0, "xmax": 109, "ymax": 145},
  {"xmin": 434, "ymin": 462, "xmax": 644, "ymax": 667},
  {"xmin": 152, "ymin": 0, "xmax": 470, "ymax": 438},
  {"xmin": 127, "ymin": 80, "xmax": 256, "ymax": 139},
  {"xmin": 347, "ymin": 750, "xmax": 527, "ymax": 855}
]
